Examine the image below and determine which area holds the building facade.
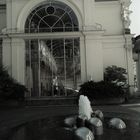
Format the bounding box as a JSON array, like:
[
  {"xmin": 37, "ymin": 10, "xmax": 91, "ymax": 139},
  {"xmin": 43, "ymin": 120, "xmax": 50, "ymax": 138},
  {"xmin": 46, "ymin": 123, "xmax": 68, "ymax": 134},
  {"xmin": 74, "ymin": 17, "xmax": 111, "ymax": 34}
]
[{"xmin": 0, "ymin": 0, "xmax": 134, "ymax": 97}]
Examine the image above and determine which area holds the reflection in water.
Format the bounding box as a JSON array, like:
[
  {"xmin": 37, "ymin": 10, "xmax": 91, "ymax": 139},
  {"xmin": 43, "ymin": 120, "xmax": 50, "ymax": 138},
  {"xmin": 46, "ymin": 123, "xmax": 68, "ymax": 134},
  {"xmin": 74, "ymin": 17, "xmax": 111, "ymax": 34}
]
[{"xmin": 8, "ymin": 116, "xmax": 140, "ymax": 140}]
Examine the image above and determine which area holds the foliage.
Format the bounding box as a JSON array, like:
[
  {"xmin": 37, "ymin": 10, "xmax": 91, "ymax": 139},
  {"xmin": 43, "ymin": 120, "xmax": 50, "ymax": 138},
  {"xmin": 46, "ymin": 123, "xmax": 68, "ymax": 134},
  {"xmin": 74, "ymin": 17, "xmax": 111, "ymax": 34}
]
[
  {"xmin": 0, "ymin": 65, "xmax": 27, "ymax": 101},
  {"xmin": 79, "ymin": 81, "xmax": 126, "ymax": 100},
  {"xmin": 104, "ymin": 65, "xmax": 127, "ymax": 87},
  {"xmin": 79, "ymin": 65, "xmax": 129, "ymax": 100}
]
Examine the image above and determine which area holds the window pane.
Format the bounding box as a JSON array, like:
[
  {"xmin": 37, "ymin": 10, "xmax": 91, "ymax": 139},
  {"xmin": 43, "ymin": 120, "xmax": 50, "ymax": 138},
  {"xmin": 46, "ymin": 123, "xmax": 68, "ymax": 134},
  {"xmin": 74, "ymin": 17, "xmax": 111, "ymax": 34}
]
[
  {"xmin": 25, "ymin": 38, "xmax": 80, "ymax": 97},
  {"xmin": 25, "ymin": 1, "xmax": 79, "ymax": 33}
]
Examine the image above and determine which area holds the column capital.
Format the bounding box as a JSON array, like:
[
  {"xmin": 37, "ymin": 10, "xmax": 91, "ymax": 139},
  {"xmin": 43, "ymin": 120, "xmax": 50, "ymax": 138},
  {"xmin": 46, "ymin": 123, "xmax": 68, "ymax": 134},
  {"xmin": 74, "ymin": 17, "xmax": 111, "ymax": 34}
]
[
  {"xmin": 11, "ymin": 38, "xmax": 25, "ymax": 46},
  {"xmin": 82, "ymin": 30, "xmax": 104, "ymax": 40},
  {"xmin": 123, "ymin": 34, "xmax": 133, "ymax": 50},
  {"xmin": 83, "ymin": 23, "xmax": 103, "ymax": 32},
  {"xmin": 2, "ymin": 37, "xmax": 11, "ymax": 43}
]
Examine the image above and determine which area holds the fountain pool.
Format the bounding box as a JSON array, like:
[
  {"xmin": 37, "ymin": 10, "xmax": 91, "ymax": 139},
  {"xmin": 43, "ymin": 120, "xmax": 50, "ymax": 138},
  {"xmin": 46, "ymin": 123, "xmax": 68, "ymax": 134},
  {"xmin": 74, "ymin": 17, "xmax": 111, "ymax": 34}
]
[
  {"xmin": 1, "ymin": 96, "xmax": 140, "ymax": 140},
  {"xmin": 2, "ymin": 114, "xmax": 140, "ymax": 140}
]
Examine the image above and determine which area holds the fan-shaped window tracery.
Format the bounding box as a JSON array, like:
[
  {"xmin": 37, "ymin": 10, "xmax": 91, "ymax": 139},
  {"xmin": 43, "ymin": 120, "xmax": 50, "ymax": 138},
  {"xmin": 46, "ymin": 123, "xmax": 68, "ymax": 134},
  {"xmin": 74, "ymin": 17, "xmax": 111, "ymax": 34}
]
[{"xmin": 25, "ymin": 1, "xmax": 79, "ymax": 33}]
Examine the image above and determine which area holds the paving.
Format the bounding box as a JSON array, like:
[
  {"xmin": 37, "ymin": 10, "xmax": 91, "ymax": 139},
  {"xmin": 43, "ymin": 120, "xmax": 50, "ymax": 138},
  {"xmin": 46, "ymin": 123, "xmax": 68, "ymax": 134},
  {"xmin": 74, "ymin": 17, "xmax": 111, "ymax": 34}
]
[{"xmin": 0, "ymin": 97, "xmax": 140, "ymax": 139}]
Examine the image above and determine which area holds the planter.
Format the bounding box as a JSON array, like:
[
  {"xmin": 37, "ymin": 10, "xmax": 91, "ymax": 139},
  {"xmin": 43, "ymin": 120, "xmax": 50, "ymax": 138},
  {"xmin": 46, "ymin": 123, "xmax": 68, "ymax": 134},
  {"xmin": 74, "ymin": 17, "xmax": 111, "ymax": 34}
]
[
  {"xmin": 91, "ymin": 97, "xmax": 125, "ymax": 105},
  {"xmin": 25, "ymin": 96, "xmax": 77, "ymax": 106}
]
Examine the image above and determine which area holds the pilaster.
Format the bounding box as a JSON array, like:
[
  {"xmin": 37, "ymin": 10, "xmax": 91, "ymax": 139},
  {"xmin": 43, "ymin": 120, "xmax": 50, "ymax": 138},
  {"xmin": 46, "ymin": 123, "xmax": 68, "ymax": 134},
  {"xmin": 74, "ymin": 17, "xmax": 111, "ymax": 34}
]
[
  {"xmin": 6, "ymin": 0, "xmax": 12, "ymax": 30},
  {"xmin": 11, "ymin": 38, "xmax": 25, "ymax": 85},
  {"xmin": 80, "ymin": 36, "xmax": 87, "ymax": 82},
  {"xmin": 124, "ymin": 34, "xmax": 134, "ymax": 94},
  {"xmin": 2, "ymin": 38, "xmax": 12, "ymax": 75},
  {"xmin": 83, "ymin": 0, "xmax": 95, "ymax": 27},
  {"xmin": 83, "ymin": 30, "xmax": 104, "ymax": 81}
]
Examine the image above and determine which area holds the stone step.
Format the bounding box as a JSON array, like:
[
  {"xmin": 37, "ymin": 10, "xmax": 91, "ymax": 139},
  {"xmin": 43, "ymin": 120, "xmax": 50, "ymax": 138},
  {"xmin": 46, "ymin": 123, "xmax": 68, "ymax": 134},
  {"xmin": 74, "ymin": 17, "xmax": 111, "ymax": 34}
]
[{"xmin": 25, "ymin": 96, "xmax": 78, "ymax": 106}]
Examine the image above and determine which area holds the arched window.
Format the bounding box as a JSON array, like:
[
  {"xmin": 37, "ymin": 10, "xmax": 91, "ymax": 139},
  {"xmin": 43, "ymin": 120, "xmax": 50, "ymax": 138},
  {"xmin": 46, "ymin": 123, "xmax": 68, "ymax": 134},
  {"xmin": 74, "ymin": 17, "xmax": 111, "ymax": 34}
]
[
  {"xmin": 25, "ymin": 1, "xmax": 79, "ymax": 33},
  {"xmin": 25, "ymin": 1, "xmax": 80, "ymax": 97}
]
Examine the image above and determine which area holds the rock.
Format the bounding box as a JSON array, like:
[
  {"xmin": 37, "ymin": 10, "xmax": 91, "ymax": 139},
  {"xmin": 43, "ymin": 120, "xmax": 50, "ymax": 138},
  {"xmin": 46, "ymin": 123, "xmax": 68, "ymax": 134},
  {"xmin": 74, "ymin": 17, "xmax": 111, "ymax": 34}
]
[
  {"xmin": 74, "ymin": 127, "xmax": 94, "ymax": 140},
  {"xmin": 94, "ymin": 110, "xmax": 104, "ymax": 121},
  {"xmin": 86, "ymin": 117, "xmax": 103, "ymax": 135},
  {"xmin": 109, "ymin": 118, "xmax": 126, "ymax": 129},
  {"xmin": 64, "ymin": 116, "xmax": 77, "ymax": 128}
]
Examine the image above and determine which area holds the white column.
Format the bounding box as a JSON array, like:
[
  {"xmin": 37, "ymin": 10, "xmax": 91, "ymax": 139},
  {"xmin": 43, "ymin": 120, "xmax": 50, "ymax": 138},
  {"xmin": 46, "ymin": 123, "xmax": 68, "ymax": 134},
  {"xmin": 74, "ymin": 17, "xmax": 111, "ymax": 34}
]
[
  {"xmin": 136, "ymin": 56, "xmax": 140, "ymax": 93},
  {"xmin": 11, "ymin": 38, "xmax": 25, "ymax": 85},
  {"xmin": 127, "ymin": 48, "xmax": 134, "ymax": 94},
  {"xmin": 136, "ymin": 57, "xmax": 140, "ymax": 90},
  {"xmin": 124, "ymin": 35, "xmax": 134, "ymax": 95},
  {"xmin": 2, "ymin": 38, "xmax": 12, "ymax": 75},
  {"xmin": 6, "ymin": 0, "xmax": 12, "ymax": 30},
  {"xmin": 83, "ymin": 31, "xmax": 104, "ymax": 82},
  {"xmin": 80, "ymin": 36, "xmax": 87, "ymax": 83}
]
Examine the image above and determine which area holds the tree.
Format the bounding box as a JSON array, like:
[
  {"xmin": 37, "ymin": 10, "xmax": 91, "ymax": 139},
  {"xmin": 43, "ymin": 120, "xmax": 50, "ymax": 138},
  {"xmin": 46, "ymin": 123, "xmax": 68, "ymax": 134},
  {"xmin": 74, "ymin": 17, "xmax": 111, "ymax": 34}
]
[{"xmin": 104, "ymin": 65, "xmax": 127, "ymax": 87}]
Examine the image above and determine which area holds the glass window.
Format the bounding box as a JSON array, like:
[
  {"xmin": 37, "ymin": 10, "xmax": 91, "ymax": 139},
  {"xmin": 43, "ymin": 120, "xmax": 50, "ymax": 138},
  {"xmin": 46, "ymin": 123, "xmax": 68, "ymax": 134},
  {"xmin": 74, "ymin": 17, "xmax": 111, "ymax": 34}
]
[
  {"xmin": 25, "ymin": 1, "xmax": 80, "ymax": 97},
  {"xmin": 25, "ymin": 1, "xmax": 79, "ymax": 33},
  {"xmin": 25, "ymin": 38, "xmax": 80, "ymax": 97}
]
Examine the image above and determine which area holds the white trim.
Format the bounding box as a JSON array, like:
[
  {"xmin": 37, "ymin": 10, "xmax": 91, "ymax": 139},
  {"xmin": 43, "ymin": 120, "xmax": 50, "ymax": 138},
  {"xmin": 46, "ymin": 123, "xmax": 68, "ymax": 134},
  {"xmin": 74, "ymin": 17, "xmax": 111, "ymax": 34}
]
[
  {"xmin": 17, "ymin": 0, "xmax": 83, "ymax": 32},
  {"xmin": 102, "ymin": 34, "xmax": 133, "ymax": 43},
  {"xmin": 95, "ymin": 1, "xmax": 119, "ymax": 7},
  {"xmin": 0, "ymin": 32, "xmax": 82, "ymax": 39}
]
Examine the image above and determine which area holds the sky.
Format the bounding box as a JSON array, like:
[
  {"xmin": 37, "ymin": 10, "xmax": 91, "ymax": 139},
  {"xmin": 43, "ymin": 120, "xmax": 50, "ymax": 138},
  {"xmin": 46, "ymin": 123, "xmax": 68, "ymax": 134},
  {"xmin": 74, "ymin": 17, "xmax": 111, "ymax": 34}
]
[{"xmin": 130, "ymin": 0, "xmax": 140, "ymax": 36}]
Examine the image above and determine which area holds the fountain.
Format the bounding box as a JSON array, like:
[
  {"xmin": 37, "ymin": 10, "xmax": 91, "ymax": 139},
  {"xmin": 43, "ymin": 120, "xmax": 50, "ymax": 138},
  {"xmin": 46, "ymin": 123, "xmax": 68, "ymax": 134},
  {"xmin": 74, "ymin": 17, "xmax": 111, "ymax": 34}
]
[
  {"xmin": 74, "ymin": 95, "xmax": 103, "ymax": 139},
  {"xmin": 64, "ymin": 95, "xmax": 127, "ymax": 140},
  {"xmin": 78, "ymin": 95, "xmax": 93, "ymax": 120},
  {"xmin": 5, "ymin": 95, "xmax": 140, "ymax": 140}
]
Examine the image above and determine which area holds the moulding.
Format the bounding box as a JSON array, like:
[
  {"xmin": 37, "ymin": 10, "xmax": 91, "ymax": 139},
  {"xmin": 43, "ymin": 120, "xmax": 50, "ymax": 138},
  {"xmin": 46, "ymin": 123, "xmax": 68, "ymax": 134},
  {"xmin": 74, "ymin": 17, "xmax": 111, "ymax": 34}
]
[{"xmin": 95, "ymin": 1, "xmax": 119, "ymax": 7}]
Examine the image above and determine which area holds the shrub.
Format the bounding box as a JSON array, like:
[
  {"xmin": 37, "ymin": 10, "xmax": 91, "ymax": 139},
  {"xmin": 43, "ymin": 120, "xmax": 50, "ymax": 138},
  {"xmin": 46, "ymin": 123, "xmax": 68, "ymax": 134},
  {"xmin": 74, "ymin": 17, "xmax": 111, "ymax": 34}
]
[
  {"xmin": 0, "ymin": 65, "xmax": 27, "ymax": 101},
  {"xmin": 104, "ymin": 65, "xmax": 127, "ymax": 87},
  {"xmin": 79, "ymin": 81, "xmax": 126, "ymax": 100},
  {"xmin": 79, "ymin": 65, "xmax": 128, "ymax": 100},
  {"xmin": 104, "ymin": 65, "xmax": 129, "ymax": 96}
]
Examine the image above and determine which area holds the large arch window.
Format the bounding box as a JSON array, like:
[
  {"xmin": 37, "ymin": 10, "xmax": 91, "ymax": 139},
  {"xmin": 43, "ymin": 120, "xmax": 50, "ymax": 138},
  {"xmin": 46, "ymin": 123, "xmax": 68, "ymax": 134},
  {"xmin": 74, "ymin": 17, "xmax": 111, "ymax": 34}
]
[
  {"xmin": 25, "ymin": 1, "xmax": 81, "ymax": 97},
  {"xmin": 25, "ymin": 1, "xmax": 79, "ymax": 33}
]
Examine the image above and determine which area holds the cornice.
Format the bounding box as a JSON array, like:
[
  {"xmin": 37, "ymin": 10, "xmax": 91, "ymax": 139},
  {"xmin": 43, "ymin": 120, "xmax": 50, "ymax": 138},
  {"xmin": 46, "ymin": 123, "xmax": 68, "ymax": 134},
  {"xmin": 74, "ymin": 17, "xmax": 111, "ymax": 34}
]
[{"xmin": 95, "ymin": 0, "xmax": 119, "ymax": 7}]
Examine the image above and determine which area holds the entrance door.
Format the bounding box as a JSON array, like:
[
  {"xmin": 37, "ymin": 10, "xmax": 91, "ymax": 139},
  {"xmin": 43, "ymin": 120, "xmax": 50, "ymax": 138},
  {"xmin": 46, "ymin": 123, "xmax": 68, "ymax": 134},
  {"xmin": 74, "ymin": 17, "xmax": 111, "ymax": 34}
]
[{"xmin": 25, "ymin": 38, "xmax": 80, "ymax": 97}]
